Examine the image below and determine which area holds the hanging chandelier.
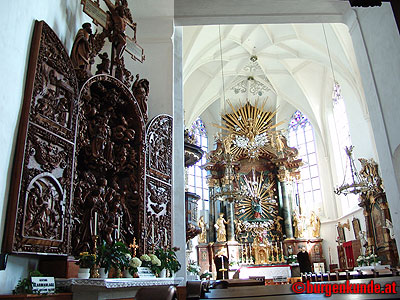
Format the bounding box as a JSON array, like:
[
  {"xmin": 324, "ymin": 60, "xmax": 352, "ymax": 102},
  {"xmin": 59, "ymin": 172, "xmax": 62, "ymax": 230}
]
[{"xmin": 334, "ymin": 146, "xmax": 370, "ymax": 196}]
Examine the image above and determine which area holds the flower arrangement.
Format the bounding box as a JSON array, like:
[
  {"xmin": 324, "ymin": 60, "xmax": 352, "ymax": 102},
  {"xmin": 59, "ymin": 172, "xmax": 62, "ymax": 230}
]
[
  {"xmin": 285, "ymin": 254, "xmax": 297, "ymax": 264},
  {"xmin": 187, "ymin": 261, "xmax": 201, "ymax": 275},
  {"xmin": 356, "ymin": 255, "xmax": 367, "ymax": 266},
  {"xmin": 149, "ymin": 254, "xmax": 162, "ymax": 275},
  {"xmin": 366, "ymin": 254, "xmax": 379, "ymax": 265},
  {"xmin": 138, "ymin": 253, "xmax": 162, "ymax": 275},
  {"xmin": 140, "ymin": 254, "xmax": 152, "ymax": 267},
  {"xmin": 76, "ymin": 252, "xmax": 96, "ymax": 269},
  {"xmin": 200, "ymin": 271, "xmax": 212, "ymax": 280},
  {"xmin": 128, "ymin": 257, "xmax": 142, "ymax": 276}
]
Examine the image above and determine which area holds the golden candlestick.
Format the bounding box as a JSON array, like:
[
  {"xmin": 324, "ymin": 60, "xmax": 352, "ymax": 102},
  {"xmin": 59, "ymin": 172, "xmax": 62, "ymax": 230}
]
[{"xmin": 91, "ymin": 235, "xmax": 100, "ymax": 278}]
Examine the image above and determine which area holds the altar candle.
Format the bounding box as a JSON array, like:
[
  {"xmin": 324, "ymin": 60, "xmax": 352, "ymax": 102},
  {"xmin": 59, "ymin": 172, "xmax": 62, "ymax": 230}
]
[
  {"xmin": 280, "ymin": 242, "xmax": 283, "ymax": 254},
  {"xmin": 164, "ymin": 228, "xmax": 168, "ymax": 246},
  {"xmin": 152, "ymin": 223, "xmax": 155, "ymax": 244},
  {"xmin": 117, "ymin": 216, "xmax": 120, "ymax": 239},
  {"xmin": 94, "ymin": 212, "xmax": 98, "ymax": 236}
]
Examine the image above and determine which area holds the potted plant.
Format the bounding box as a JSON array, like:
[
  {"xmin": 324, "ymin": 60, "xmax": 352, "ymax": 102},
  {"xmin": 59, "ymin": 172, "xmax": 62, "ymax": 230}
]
[
  {"xmin": 13, "ymin": 270, "xmax": 45, "ymax": 294},
  {"xmin": 96, "ymin": 240, "xmax": 113, "ymax": 278},
  {"xmin": 108, "ymin": 241, "xmax": 131, "ymax": 277},
  {"xmin": 155, "ymin": 247, "xmax": 181, "ymax": 277},
  {"xmin": 76, "ymin": 252, "xmax": 96, "ymax": 278},
  {"xmin": 127, "ymin": 256, "xmax": 142, "ymax": 277},
  {"xmin": 187, "ymin": 261, "xmax": 200, "ymax": 280}
]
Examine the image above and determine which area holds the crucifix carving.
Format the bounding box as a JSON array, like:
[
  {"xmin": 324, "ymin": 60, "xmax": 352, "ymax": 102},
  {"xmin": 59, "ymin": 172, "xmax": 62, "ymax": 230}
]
[
  {"xmin": 81, "ymin": 0, "xmax": 145, "ymax": 74},
  {"xmin": 129, "ymin": 237, "xmax": 139, "ymax": 257}
]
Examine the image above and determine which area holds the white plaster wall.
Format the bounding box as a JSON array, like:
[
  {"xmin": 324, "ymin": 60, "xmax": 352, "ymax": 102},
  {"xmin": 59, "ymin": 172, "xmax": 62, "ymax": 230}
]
[
  {"xmin": 320, "ymin": 207, "xmax": 366, "ymax": 269},
  {"xmin": 346, "ymin": 5, "xmax": 400, "ymax": 251},
  {"xmin": 0, "ymin": 1, "xmax": 89, "ymax": 294}
]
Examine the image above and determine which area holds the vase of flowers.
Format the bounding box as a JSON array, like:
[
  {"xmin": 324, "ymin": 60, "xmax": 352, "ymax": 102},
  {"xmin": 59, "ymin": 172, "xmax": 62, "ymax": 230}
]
[
  {"xmin": 128, "ymin": 257, "xmax": 142, "ymax": 277},
  {"xmin": 356, "ymin": 255, "xmax": 367, "ymax": 266},
  {"xmin": 187, "ymin": 261, "xmax": 201, "ymax": 280},
  {"xmin": 76, "ymin": 252, "xmax": 96, "ymax": 278}
]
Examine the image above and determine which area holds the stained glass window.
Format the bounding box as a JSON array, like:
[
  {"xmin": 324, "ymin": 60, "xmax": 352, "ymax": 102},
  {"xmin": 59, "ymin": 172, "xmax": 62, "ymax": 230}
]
[
  {"xmin": 332, "ymin": 82, "xmax": 357, "ymax": 213},
  {"xmin": 187, "ymin": 118, "xmax": 209, "ymax": 213},
  {"xmin": 289, "ymin": 110, "xmax": 322, "ymax": 214}
]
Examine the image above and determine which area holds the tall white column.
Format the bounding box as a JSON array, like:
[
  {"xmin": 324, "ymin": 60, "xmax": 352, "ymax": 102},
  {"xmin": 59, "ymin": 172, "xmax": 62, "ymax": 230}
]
[{"xmin": 173, "ymin": 26, "xmax": 187, "ymax": 280}]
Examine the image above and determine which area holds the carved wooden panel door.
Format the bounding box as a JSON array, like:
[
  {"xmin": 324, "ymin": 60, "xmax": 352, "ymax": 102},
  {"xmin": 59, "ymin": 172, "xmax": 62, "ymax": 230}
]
[
  {"xmin": 144, "ymin": 115, "xmax": 173, "ymax": 252},
  {"xmin": 3, "ymin": 21, "xmax": 79, "ymax": 254}
]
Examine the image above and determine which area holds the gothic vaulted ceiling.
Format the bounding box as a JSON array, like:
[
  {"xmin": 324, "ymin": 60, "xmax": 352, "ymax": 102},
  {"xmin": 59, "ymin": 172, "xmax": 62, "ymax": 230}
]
[{"xmin": 183, "ymin": 23, "xmax": 366, "ymax": 138}]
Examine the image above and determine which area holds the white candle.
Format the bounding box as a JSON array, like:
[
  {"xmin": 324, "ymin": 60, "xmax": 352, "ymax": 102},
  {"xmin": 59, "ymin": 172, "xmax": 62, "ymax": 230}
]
[
  {"xmin": 280, "ymin": 242, "xmax": 283, "ymax": 254},
  {"xmin": 117, "ymin": 216, "xmax": 120, "ymax": 239},
  {"xmin": 164, "ymin": 228, "xmax": 168, "ymax": 246},
  {"xmin": 94, "ymin": 212, "xmax": 98, "ymax": 236},
  {"xmin": 152, "ymin": 223, "xmax": 155, "ymax": 244}
]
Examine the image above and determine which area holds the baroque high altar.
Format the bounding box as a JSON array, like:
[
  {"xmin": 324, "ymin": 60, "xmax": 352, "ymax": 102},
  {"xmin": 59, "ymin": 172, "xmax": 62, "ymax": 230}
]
[{"xmin": 194, "ymin": 101, "xmax": 325, "ymax": 277}]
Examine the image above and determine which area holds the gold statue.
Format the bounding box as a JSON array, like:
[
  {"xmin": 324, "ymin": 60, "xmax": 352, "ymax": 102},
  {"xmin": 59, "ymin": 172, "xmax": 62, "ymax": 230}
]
[
  {"xmin": 198, "ymin": 216, "xmax": 207, "ymax": 244},
  {"xmin": 274, "ymin": 215, "xmax": 283, "ymax": 236},
  {"xmin": 309, "ymin": 211, "xmax": 321, "ymax": 238},
  {"xmin": 292, "ymin": 212, "xmax": 300, "ymax": 238},
  {"xmin": 215, "ymin": 213, "xmax": 228, "ymax": 242}
]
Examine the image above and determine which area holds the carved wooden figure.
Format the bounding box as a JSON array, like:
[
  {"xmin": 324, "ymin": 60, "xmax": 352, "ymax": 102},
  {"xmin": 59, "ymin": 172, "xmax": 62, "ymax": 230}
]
[{"xmin": 73, "ymin": 74, "xmax": 145, "ymax": 254}]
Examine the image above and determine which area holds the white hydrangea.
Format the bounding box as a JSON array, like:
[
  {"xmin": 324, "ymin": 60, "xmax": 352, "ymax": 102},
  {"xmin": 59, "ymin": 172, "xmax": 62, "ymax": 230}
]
[
  {"xmin": 130, "ymin": 257, "xmax": 142, "ymax": 268},
  {"xmin": 140, "ymin": 254, "xmax": 151, "ymax": 262}
]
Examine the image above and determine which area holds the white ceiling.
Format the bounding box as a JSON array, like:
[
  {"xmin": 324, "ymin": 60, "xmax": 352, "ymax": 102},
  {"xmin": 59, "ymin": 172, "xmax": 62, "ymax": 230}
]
[{"xmin": 183, "ymin": 23, "xmax": 366, "ymax": 137}]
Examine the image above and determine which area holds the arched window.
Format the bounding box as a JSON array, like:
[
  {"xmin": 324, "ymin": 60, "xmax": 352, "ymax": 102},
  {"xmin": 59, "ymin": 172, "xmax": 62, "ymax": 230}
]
[
  {"xmin": 332, "ymin": 82, "xmax": 357, "ymax": 213},
  {"xmin": 187, "ymin": 118, "xmax": 209, "ymax": 213},
  {"xmin": 288, "ymin": 110, "xmax": 322, "ymax": 215}
]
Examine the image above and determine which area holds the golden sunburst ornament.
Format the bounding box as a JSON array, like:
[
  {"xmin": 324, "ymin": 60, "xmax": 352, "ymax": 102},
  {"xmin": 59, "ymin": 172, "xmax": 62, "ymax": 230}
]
[
  {"xmin": 214, "ymin": 99, "xmax": 283, "ymax": 160},
  {"xmin": 235, "ymin": 169, "xmax": 278, "ymax": 221}
]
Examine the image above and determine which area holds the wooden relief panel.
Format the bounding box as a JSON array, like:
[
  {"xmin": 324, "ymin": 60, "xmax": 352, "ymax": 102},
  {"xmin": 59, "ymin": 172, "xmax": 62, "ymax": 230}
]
[
  {"xmin": 145, "ymin": 115, "xmax": 173, "ymax": 252},
  {"xmin": 3, "ymin": 21, "xmax": 78, "ymax": 254},
  {"xmin": 146, "ymin": 115, "xmax": 173, "ymax": 184},
  {"xmin": 73, "ymin": 74, "xmax": 145, "ymax": 254}
]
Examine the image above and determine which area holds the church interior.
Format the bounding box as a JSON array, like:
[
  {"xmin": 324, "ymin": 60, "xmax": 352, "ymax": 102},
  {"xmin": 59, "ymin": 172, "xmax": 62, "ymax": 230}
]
[{"xmin": 0, "ymin": 0, "xmax": 400, "ymax": 299}]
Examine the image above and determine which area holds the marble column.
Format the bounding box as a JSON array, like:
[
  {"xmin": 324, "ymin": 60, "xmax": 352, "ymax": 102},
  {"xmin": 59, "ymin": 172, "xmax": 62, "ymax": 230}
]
[
  {"xmin": 279, "ymin": 181, "xmax": 293, "ymax": 239},
  {"xmin": 226, "ymin": 201, "xmax": 235, "ymax": 241},
  {"xmin": 208, "ymin": 187, "xmax": 216, "ymax": 242}
]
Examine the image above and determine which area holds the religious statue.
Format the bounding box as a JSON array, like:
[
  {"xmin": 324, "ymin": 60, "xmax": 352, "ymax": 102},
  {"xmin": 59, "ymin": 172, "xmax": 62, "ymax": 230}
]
[
  {"xmin": 215, "ymin": 213, "xmax": 228, "ymax": 242},
  {"xmin": 70, "ymin": 23, "xmax": 93, "ymax": 72},
  {"xmin": 252, "ymin": 199, "xmax": 263, "ymax": 219},
  {"xmin": 292, "ymin": 212, "xmax": 300, "ymax": 238},
  {"xmin": 132, "ymin": 74, "xmax": 149, "ymax": 122},
  {"xmin": 198, "ymin": 216, "xmax": 207, "ymax": 244},
  {"xmin": 96, "ymin": 52, "xmax": 111, "ymax": 75},
  {"xmin": 309, "ymin": 211, "xmax": 321, "ymax": 238},
  {"xmin": 104, "ymin": 0, "xmax": 136, "ymax": 67},
  {"xmin": 384, "ymin": 219, "xmax": 395, "ymax": 239},
  {"xmin": 359, "ymin": 230, "xmax": 367, "ymax": 256},
  {"xmin": 274, "ymin": 215, "xmax": 283, "ymax": 236}
]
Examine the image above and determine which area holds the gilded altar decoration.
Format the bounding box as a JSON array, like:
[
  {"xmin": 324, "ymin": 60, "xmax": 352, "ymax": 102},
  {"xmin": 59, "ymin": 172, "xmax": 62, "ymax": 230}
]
[
  {"xmin": 198, "ymin": 216, "xmax": 207, "ymax": 244},
  {"xmin": 214, "ymin": 100, "xmax": 283, "ymax": 160},
  {"xmin": 309, "ymin": 211, "xmax": 321, "ymax": 238},
  {"xmin": 215, "ymin": 213, "xmax": 228, "ymax": 242}
]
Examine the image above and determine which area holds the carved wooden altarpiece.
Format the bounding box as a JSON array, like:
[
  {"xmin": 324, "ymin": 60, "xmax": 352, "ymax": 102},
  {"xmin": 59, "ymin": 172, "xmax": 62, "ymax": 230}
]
[
  {"xmin": 73, "ymin": 74, "xmax": 145, "ymax": 254},
  {"xmin": 144, "ymin": 115, "xmax": 173, "ymax": 252},
  {"xmin": 3, "ymin": 21, "xmax": 79, "ymax": 254}
]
